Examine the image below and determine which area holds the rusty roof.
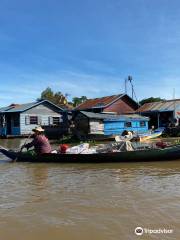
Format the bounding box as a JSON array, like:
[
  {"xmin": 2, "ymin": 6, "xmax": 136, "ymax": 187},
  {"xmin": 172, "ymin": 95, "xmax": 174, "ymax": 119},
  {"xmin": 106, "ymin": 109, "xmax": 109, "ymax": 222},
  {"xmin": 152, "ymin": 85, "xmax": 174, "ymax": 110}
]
[
  {"xmin": 75, "ymin": 94, "xmax": 125, "ymax": 110},
  {"xmin": 137, "ymin": 99, "xmax": 180, "ymax": 112}
]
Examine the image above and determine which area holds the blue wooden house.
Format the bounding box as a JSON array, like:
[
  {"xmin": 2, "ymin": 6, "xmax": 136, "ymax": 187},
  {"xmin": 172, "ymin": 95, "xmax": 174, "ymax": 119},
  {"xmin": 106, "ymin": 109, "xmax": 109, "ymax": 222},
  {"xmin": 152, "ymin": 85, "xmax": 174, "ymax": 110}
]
[
  {"xmin": 0, "ymin": 100, "xmax": 68, "ymax": 137},
  {"xmin": 104, "ymin": 114, "xmax": 149, "ymax": 135},
  {"xmin": 73, "ymin": 111, "xmax": 149, "ymax": 138}
]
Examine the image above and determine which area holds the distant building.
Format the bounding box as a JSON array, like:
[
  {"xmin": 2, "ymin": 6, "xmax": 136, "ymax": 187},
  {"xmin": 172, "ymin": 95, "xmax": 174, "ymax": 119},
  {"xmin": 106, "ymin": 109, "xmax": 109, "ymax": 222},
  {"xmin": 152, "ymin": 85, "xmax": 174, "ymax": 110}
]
[
  {"xmin": 136, "ymin": 99, "xmax": 180, "ymax": 128},
  {"xmin": 73, "ymin": 111, "xmax": 149, "ymax": 139},
  {"xmin": 0, "ymin": 100, "xmax": 68, "ymax": 137},
  {"xmin": 75, "ymin": 94, "xmax": 139, "ymax": 114}
]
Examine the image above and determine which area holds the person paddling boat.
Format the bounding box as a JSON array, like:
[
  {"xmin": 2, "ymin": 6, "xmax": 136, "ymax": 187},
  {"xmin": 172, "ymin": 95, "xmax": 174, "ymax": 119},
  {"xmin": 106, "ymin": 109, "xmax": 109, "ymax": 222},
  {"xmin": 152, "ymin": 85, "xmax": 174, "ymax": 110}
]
[{"xmin": 21, "ymin": 126, "xmax": 52, "ymax": 154}]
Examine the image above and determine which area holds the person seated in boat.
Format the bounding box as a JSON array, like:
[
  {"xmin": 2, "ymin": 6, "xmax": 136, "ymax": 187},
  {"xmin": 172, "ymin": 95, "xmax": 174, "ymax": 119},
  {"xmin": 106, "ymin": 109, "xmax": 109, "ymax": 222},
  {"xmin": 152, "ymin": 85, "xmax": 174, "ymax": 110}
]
[
  {"xmin": 127, "ymin": 131, "xmax": 133, "ymax": 138},
  {"xmin": 150, "ymin": 125, "xmax": 155, "ymax": 133},
  {"xmin": 121, "ymin": 130, "xmax": 133, "ymax": 139},
  {"xmin": 21, "ymin": 126, "xmax": 52, "ymax": 154}
]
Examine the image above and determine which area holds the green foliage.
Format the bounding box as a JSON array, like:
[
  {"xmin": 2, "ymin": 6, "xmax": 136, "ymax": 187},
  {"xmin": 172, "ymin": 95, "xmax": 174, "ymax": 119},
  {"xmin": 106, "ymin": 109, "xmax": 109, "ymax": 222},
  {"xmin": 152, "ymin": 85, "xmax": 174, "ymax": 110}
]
[
  {"xmin": 38, "ymin": 88, "xmax": 88, "ymax": 108},
  {"xmin": 139, "ymin": 97, "xmax": 165, "ymax": 106},
  {"xmin": 72, "ymin": 96, "xmax": 88, "ymax": 107},
  {"xmin": 38, "ymin": 87, "xmax": 68, "ymax": 106}
]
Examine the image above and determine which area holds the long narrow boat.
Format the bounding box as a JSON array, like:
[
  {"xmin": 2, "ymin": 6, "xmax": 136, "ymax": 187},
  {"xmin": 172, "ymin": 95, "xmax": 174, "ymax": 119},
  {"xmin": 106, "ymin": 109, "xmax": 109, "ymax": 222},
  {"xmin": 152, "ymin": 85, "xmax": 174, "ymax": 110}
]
[
  {"xmin": 1, "ymin": 145, "xmax": 180, "ymax": 163},
  {"xmin": 138, "ymin": 129, "xmax": 163, "ymax": 142},
  {"xmin": 115, "ymin": 129, "xmax": 163, "ymax": 143}
]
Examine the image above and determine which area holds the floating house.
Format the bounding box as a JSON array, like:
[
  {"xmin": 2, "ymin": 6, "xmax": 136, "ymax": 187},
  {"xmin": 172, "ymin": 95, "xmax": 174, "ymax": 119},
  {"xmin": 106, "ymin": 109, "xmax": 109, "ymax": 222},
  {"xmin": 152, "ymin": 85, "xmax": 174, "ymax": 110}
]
[
  {"xmin": 73, "ymin": 111, "xmax": 112, "ymax": 138},
  {"xmin": 75, "ymin": 94, "xmax": 139, "ymax": 114},
  {"xmin": 136, "ymin": 99, "xmax": 180, "ymax": 128},
  {"xmin": 0, "ymin": 100, "xmax": 68, "ymax": 137},
  {"xmin": 73, "ymin": 111, "xmax": 149, "ymax": 139},
  {"xmin": 104, "ymin": 114, "xmax": 149, "ymax": 135}
]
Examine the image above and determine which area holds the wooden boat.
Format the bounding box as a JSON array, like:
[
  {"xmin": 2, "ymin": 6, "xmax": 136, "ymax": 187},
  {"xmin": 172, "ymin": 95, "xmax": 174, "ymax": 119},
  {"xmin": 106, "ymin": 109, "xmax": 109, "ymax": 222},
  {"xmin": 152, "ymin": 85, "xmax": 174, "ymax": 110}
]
[
  {"xmin": 115, "ymin": 129, "xmax": 163, "ymax": 143},
  {"xmin": 134, "ymin": 129, "xmax": 163, "ymax": 142},
  {"xmin": 1, "ymin": 145, "xmax": 180, "ymax": 163}
]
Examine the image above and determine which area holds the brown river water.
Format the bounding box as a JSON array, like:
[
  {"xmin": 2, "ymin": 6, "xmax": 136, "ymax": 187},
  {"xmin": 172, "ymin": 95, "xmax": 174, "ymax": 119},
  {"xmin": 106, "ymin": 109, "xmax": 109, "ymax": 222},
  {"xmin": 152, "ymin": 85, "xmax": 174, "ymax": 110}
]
[{"xmin": 0, "ymin": 139, "xmax": 180, "ymax": 240}]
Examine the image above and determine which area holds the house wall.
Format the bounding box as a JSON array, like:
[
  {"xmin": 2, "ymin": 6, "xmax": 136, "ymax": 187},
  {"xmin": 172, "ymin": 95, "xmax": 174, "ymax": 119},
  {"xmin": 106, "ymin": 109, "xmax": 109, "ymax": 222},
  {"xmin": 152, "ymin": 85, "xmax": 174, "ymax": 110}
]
[
  {"xmin": 0, "ymin": 113, "xmax": 20, "ymax": 136},
  {"xmin": 103, "ymin": 97, "xmax": 137, "ymax": 114},
  {"xmin": 73, "ymin": 113, "xmax": 89, "ymax": 137},
  {"xmin": 12, "ymin": 127, "xmax": 20, "ymax": 135},
  {"xmin": 0, "ymin": 114, "xmax": 5, "ymax": 135},
  {"xmin": 24, "ymin": 102, "xmax": 62, "ymax": 115},
  {"xmin": 104, "ymin": 120, "xmax": 148, "ymax": 135},
  {"xmin": 0, "ymin": 127, "xmax": 6, "ymax": 136},
  {"xmin": 11, "ymin": 113, "xmax": 20, "ymax": 135},
  {"xmin": 20, "ymin": 103, "xmax": 63, "ymax": 135},
  {"xmin": 0, "ymin": 126, "xmax": 20, "ymax": 136},
  {"xmin": 89, "ymin": 120, "xmax": 104, "ymax": 134},
  {"xmin": 73, "ymin": 113, "xmax": 104, "ymax": 138}
]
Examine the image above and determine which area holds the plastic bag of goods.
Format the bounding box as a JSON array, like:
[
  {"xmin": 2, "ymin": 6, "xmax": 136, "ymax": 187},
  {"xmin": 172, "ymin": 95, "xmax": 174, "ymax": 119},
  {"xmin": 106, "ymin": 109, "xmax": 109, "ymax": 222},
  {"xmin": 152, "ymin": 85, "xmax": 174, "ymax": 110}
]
[{"xmin": 66, "ymin": 143, "xmax": 90, "ymax": 154}]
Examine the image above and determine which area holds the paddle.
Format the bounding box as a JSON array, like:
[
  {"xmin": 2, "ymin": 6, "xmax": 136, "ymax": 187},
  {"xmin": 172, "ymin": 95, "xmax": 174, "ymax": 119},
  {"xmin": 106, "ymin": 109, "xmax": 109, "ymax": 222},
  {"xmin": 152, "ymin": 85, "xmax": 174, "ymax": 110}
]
[{"xmin": 20, "ymin": 133, "xmax": 32, "ymax": 152}]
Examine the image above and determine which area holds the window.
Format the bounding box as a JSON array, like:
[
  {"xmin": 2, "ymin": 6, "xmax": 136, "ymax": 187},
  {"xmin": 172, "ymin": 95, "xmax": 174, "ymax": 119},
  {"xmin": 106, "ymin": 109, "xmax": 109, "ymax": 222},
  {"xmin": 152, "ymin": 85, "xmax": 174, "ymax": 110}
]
[
  {"xmin": 125, "ymin": 122, "xmax": 132, "ymax": 128},
  {"xmin": 52, "ymin": 117, "xmax": 61, "ymax": 125},
  {"xmin": 140, "ymin": 121, "xmax": 146, "ymax": 127},
  {"xmin": 30, "ymin": 116, "xmax": 38, "ymax": 124}
]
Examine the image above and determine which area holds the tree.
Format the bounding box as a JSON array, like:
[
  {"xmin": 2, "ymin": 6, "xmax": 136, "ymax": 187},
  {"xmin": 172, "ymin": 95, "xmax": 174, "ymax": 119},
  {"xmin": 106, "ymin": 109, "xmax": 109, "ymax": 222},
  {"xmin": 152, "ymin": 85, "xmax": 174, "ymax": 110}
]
[
  {"xmin": 38, "ymin": 88, "xmax": 88, "ymax": 108},
  {"xmin": 39, "ymin": 87, "xmax": 54, "ymax": 101},
  {"xmin": 38, "ymin": 87, "xmax": 68, "ymax": 106},
  {"xmin": 139, "ymin": 97, "xmax": 165, "ymax": 106},
  {"xmin": 72, "ymin": 96, "xmax": 88, "ymax": 107}
]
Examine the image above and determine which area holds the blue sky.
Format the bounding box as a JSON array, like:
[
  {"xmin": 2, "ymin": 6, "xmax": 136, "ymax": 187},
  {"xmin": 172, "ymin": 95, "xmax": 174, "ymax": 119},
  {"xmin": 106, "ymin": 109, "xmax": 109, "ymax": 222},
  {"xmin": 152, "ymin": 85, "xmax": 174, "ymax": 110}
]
[{"xmin": 1, "ymin": 0, "xmax": 180, "ymax": 105}]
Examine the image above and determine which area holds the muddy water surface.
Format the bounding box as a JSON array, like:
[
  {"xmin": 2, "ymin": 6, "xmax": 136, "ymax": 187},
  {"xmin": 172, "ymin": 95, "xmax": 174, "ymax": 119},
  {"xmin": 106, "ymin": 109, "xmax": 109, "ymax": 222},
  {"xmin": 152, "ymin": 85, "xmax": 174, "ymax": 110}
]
[{"xmin": 0, "ymin": 139, "xmax": 180, "ymax": 240}]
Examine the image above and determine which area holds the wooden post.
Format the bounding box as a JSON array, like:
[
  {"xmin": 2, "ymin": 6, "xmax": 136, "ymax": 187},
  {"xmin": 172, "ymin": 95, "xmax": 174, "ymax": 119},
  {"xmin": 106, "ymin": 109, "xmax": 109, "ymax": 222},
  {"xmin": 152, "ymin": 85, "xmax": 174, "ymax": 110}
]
[{"xmin": 157, "ymin": 113, "xmax": 160, "ymax": 128}]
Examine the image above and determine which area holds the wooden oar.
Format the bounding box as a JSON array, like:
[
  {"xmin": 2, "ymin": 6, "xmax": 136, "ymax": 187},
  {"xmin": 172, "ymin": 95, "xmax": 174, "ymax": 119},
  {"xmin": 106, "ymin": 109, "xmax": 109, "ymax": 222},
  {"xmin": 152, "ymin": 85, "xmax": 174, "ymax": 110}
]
[{"xmin": 20, "ymin": 133, "xmax": 32, "ymax": 152}]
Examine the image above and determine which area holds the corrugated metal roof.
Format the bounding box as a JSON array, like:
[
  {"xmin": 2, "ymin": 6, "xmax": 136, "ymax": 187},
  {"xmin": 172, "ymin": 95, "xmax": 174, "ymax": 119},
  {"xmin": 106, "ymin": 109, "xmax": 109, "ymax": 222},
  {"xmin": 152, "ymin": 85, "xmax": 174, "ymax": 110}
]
[
  {"xmin": 80, "ymin": 111, "xmax": 149, "ymax": 121},
  {"xmin": 76, "ymin": 94, "xmax": 124, "ymax": 110},
  {"xmin": 6, "ymin": 102, "xmax": 38, "ymax": 112},
  {"xmin": 0, "ymin": 106, "xmax": 13, "ymax": 112},
  {"xmin": 137, "ymin": 99, "xmax": 180, "ymax": 113},
  {"xmin": 80, "ymin": 111, "xmax": 116, "ymax": 119},
  {"xmin": 0, "ymin": 100, "xmax": 64, "ymax": 113}
]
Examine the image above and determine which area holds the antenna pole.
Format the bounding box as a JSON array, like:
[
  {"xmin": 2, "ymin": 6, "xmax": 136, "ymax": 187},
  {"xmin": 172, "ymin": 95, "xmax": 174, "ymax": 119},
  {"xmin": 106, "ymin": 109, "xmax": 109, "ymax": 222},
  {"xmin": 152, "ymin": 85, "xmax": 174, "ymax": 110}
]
[
  {"xmin": 173, "ymin": 88, "xmax": 176, "ymax": 120},
  {"xmin": 128, "ymin": 75, "xmax": 133, "ymax": 99},
  {"xmin": 125, "ymin": 78, "xmax": 127, "ymax": 94}
]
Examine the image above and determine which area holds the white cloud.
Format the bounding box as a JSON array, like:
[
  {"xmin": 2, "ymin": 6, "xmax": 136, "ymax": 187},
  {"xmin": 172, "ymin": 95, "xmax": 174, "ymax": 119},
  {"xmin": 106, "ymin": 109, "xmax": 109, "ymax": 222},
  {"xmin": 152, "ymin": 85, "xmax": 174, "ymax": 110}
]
[
  {"xmin": 0, "ymin": 69, "xmax": 122, "ymax": 105},
  {"xmin": 0, "ymin": 62, "xmax": 180, "ymax": 107}
]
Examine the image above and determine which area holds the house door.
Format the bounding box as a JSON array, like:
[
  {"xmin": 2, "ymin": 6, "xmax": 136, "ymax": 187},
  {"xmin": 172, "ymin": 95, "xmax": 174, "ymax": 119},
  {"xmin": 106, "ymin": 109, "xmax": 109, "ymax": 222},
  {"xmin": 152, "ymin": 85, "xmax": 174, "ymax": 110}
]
[{"xmin": 6, "ymin": 116, "xmax": 12, "ymax": 135}]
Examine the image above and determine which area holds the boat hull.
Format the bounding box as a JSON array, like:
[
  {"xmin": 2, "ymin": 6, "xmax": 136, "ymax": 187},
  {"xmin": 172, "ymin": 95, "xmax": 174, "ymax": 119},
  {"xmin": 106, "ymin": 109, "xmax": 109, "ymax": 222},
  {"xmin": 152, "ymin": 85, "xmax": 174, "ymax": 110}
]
[
  {"xmin": 1, "ymin": 145, "xmax": 180, "ymax": 163},
  {"xmin": 139, "ymin": 131, "xmax": 162, "ymax": 142}
]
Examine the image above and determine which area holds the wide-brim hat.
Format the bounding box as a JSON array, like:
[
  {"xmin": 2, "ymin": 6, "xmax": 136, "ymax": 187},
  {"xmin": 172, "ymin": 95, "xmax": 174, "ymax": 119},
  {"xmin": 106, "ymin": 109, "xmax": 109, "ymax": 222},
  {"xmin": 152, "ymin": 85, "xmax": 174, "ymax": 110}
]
[{"xmin": 32, "ymin": 126, "xmax": 44, "ymax": 132}]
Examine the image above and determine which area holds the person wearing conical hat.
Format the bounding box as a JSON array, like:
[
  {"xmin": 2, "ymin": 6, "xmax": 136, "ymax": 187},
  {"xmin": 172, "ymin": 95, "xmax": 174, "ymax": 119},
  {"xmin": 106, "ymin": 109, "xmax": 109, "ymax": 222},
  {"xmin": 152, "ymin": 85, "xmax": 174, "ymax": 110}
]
[{"xmin": 21, "ymin": 126, "xmax": 52, "ymax": 154}]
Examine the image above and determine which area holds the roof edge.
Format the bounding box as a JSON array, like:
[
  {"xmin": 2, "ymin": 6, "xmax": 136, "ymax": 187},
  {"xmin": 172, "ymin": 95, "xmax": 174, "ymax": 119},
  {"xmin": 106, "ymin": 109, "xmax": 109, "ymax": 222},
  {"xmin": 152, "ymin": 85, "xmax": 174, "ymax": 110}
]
[
  {"xmin": 21, "ymin": 100, "xmax": 65, "ymax": 113},
  {"xmin": 74, "ymin": 94, "xmax": 125, "ymax": 110},
  {"xmin": 0, "ymin": 100, "xmax": 65, "ymax": 113}
]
